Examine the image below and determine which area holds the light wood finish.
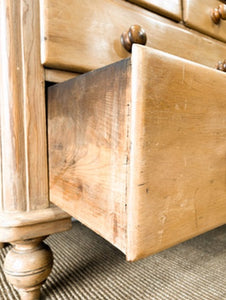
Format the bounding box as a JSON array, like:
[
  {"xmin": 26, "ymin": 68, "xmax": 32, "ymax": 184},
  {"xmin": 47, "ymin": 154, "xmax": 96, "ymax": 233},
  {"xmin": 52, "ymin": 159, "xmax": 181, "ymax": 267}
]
[
  {"xmin": 0, "ymin": 206, "xmax": 71, "ymax": 243},
  {"xmin": 0, "ymin": 206, "xmax": 70, "ymax": 228},
  {"xmin": 0, "ymin": 0, "xmax": 48, "ymax": 211},
  {"xmin": 48, "ymin": 45, "xmax": 226, "ymax": 261},
  {"xmin": 0, "ymin": 0, "xmax": 72, "ymax": 227},
  {"xmin": 127, "ymin": 45, "xmax": 226, "ymax": 260},
  {"xmin": 45, "ymin": 69, "xmax": 79, "ymax": 83},
  {"xmin": 0, "ymin": 3, "xmax": 72, "ymax": 297},
  {"xmin": 48, "ymin": 59, "xmax": 131, "ymax": 251},
  {"xmin": 0, "ymin": 218, "xmax": 72, "ymax": 244},
  {"xmin": 4, "ymin": 237, "xmax": 53, "ymax": 300},
  {"xmin": 183, "ymin": 0, "xmax": 226, "ymax": 42},
  {"xmin": 41, "ymin": 0, "xmax": 226, "ymax": 73},
  {"xmin": 127, "ymin": 0, "xmax": 182, "ymax": 21}
]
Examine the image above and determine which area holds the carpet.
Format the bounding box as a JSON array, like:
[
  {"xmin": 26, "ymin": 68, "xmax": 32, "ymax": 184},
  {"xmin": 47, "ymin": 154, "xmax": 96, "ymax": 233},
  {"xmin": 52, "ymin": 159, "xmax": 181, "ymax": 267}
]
[{"xmin": 0, "ymin": 222, "xmax": 226, "ymax": 299}]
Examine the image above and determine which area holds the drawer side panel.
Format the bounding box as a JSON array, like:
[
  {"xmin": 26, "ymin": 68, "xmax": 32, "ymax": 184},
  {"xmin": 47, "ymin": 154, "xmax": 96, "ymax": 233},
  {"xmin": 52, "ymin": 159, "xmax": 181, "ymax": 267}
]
[{"xmin": 48, "ymin": 59, "xmax": 131, "ymax": 252}]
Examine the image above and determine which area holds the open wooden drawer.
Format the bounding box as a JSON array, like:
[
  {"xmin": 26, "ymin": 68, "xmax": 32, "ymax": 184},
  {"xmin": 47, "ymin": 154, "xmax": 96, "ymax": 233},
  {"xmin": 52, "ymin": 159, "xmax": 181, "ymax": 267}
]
[{"xmin": 48, "ymin": 45, "xmax": 226, "ymax": 261}]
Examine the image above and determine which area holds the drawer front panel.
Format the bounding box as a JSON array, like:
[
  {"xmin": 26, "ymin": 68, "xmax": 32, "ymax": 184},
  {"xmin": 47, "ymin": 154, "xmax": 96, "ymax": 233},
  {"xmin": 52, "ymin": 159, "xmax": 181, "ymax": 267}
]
[
  {"xmin": 127, "ymin": 0, "xmax": 182, "ymax": 21},
  {"xmin": 183, "ymin": 0, "xmax": 226, "ymax": 42},
  {"xmin": 128, "ymin": 46, "xmax": 226, "ymax": 260},
  {"xmin": 41, "ymin": 0, "xmax": 226, "ymax": 73}
]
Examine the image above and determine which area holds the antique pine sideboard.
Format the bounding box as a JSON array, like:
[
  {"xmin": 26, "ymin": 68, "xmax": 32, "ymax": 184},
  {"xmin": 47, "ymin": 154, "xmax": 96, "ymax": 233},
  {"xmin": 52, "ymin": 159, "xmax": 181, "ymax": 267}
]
[{"xmin": 1, "ymin": 0, "xmax": 226, "ymax": 299}]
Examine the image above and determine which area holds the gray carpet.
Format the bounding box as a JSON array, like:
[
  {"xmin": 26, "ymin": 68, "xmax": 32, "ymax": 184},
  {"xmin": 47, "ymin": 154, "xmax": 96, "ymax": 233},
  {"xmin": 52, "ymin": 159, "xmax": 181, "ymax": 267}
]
[{"xmin": 0, "ymin": 222, "xmax": 226, "ymax": 299}]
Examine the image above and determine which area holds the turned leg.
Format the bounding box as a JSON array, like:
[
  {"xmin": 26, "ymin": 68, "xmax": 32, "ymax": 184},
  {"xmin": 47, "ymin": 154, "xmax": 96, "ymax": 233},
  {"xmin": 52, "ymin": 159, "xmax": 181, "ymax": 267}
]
[{"xmin": 4, "ymin": 237, "xmax": 53, "ymax": 300}]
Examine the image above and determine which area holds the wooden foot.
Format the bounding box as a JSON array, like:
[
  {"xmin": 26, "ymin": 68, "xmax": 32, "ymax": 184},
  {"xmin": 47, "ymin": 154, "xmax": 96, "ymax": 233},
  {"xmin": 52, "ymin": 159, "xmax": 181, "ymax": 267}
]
[{"xmin": 4, "ymin": 237, "xmax": 53, "ymax": 300}]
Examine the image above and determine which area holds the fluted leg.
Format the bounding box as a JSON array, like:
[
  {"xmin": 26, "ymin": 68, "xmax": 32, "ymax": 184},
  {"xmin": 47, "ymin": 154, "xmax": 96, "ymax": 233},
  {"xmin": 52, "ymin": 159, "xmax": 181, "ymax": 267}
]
[{"xmin": 4, "ymin": 237, "xmax": 53, "ymax": 300}]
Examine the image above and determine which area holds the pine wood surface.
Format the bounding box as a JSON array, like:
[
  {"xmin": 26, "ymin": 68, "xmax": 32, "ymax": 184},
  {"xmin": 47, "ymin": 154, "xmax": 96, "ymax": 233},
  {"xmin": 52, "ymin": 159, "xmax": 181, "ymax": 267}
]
[
  {"xmin": 0, "ymin": 218, "xmax": 72, "ymax": 243},
  {"xmin": 4, "ymin": 237, "xmax": 53, "ymax": 299},
  {"xmin": 45, "ymin": 69, "xmax": 79, "ymax": 83},
  {"xmin": 48, "ymin": 45, "xmax": 226, "ymax": 261},
  {"xmin": 48, "ymin": 60, "xmax": 131, "ymax": 252},
  {"xmin": 0, "ymin": 206, "xmax": 70, "ymax": 227},
  {"xmin": 0, "ymin": 0, "xmax": 72, "ymax": 245},
  {"xmin": 127, "ymin": 45, "xmax": 226, "ymax": 260},
  {"xmin": 41, "ymin": 0, "xmax": 226, "ymax": 73},
  {"xmin": 126, "ymin": 0, "xmax": 182, "ymax": 21},
  {"xmin": 183, "ymin": 0, "xmax": 226, "ymax": 42},
  {"xmin": 0, "ymin": 0, "xmax": 48, "ymax": 212}
]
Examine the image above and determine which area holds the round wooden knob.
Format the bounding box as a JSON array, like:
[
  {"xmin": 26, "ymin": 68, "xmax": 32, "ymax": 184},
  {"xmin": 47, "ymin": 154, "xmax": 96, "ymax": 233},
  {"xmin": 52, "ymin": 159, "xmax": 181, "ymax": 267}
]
[
  {"xmin": 121, "ymin": 25, "xmax": 147, "ymax": 53},
  {"xmin": 211, "ymin": 4, "xmax": 226, "ymax": 24},
  {"xmin": 216, "ymin": 60, "xmax": 226, "ymax": 72}
]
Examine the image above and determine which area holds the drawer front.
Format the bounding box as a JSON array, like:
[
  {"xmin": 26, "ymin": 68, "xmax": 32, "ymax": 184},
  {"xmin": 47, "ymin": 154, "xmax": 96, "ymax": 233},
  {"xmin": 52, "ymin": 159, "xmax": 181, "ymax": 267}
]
[
  {"xmin": 48, "ymin": 45, "xmax": 226, "ymax": 261},
  {"xmin": 183, "ymin": 0, "xmax": 226, "ymax": 42},
  {"xmin": 127, "ymin": 0, "xmax": 182, "ymax": 21},
  {"xmin": 127, "ymin": 46, "xmax": 226, "ymax": 260},
  {"xmin": 41, "ymin": 0, "xmax": 226, "ymax": 73}
]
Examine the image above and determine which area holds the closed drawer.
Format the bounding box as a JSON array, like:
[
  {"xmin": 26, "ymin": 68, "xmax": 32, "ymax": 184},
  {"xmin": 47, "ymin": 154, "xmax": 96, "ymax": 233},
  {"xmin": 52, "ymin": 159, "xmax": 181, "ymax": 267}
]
[
  {"xmin": 41, "ymin": 0, "xmax": 226, "ymax": 73},
  {"xmin": 48, "ymin": 46, "xmax": 226, "ymax": 261},
  {"xmin": 127, "ymin": 0, "xmax": 182, "ymax": 21},
  {"xmin": 183, "ymin": 0, "xmax": 226, "ymax": 42}
]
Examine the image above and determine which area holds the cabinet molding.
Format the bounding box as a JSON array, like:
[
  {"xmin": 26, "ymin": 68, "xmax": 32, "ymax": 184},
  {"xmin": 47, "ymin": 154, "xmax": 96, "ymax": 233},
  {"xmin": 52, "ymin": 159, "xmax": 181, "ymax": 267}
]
[{"xmin": 0, "ymin": 0, "xmax": 48, "ymax": 212}]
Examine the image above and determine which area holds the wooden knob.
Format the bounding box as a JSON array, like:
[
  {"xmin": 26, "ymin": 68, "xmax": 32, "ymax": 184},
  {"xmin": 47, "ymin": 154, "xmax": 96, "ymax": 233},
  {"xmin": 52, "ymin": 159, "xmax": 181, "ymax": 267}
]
[
  {"xmin": 211, "ymin": 4, "xmax": 226, "ymax": 24},
  {"xmin": 216, "ymin": 60, "xmax": 226, "ymax": 72},
  {"xmin": 121, "ymin": 25, "xmax": 147, "ymax": 53}
]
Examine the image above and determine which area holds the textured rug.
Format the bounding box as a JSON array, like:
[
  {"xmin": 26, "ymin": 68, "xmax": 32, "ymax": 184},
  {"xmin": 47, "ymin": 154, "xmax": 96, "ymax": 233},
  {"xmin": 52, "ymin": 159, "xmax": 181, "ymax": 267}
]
[{"xmin": 0, "ymin": 222, "xmax": 225, "ymax": 300}]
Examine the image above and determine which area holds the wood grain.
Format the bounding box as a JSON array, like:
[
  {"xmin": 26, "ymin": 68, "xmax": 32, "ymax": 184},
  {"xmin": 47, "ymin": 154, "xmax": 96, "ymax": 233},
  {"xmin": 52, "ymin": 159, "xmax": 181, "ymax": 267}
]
[
  {"xmin": 41, "ymin": 0, "xmax": 226, "ymax": 73},
  {"xmin": 127, "ymin": 0, "xmax": 182, "ymax": 21},
  {"xmin": 183, "ymin": 0, "xmax": 226, "ymax": 42},
  {"xmin": 48, "ymin": 45, "xmax": 226, "ymax": 261},
  {"xmin": 48, "ymin": 60, "xmax": 131, "ymax": 252},
  {"xmin": 0, "ymin": 0, "xmax": 48, "ymax": 211},
  {"xmin": 127, "ymin": 45, "xmax": 226, "ymax": 260}
]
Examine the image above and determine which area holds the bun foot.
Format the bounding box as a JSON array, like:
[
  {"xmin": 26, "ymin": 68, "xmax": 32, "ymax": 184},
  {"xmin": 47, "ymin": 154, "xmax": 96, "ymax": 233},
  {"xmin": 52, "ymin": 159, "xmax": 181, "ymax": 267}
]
[{"xmin": 4, "ymin": 237, "xmax": 53, "ymax": 300}]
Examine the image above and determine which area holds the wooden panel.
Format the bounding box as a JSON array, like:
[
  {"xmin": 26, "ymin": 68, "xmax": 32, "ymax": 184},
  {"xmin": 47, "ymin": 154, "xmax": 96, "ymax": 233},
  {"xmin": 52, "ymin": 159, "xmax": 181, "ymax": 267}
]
[
  {"xmin": 48, "ymin": 60, "xmax": 131, "ymax": 252},
  {"xmin": 48, "ymin": 45, "xmax": 226, "ymax": 262},
  {"xmin": 45, "ymin": 69, "xmax": 79, "ymax": 83},
  {"xmin": 41, "ymin": 0, "xmax": 226, "ymax": 73},
  {"xmin": 127, "ymin": 0, "xmax": 182, "ymax": 21},
  {"xmin": 183, "ymin": 0, "xmax": 226, "ymax": 42},
  {"xmin": 0, "ymin": 0, "xmax": 48, "ymax": 211},
  {"xmin": 127, "ymin": 45, "xmax": 226, "ymax": 260}
]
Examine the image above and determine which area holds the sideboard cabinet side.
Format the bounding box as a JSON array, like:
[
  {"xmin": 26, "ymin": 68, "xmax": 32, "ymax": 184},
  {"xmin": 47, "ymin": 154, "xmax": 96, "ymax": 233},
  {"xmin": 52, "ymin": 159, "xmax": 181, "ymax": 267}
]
[{"xmin": 0, "ymin": 0, "xmax": 49, "ymax": 212}]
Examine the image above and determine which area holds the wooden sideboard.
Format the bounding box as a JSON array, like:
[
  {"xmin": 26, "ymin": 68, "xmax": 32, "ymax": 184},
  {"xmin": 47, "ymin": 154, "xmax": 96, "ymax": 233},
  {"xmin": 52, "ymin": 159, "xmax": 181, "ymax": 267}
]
[{"xmin": 0, "ymin": 0, "xmax": 226, "ymax": 299}]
